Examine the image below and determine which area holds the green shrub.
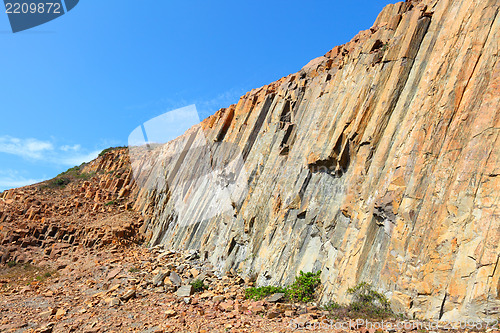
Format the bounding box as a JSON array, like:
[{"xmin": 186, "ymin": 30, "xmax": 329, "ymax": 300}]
[
  {"xmin": 190, "ymin": 279, "xmax": 208, "ymax": 292},
  {"xmin": 7, "ymin": 261, "xmax": 17, "ymax": 268},
  {"xmin": 129, "ymin": 267, "xmax": 140, "ymax": 273},
  {"xmin": 245, "ymin": 285, "xmax": 288, "ymax": 300},
  {"xmin": 244, "ymin": 270, "xmax": 322, "ymax": 303},
  {"xmin": 323, "ymin": 300, "xmax": 341, "ymax": 311},
  {"xmin": 51, "ymin": 177, "xmax": 71, "ymax": 187},
  {"xmin": 59, "ymin": 165, "xmax": 81, "ymax": 175},
  {"xmin": 288, "ymin": 270, "xmax": 322, "ymax": 303},
  {"xmin": 105, "ymin": 200, "xmax": 116, "ymax": 206},
  {"xmin": 348, "ymin": 282, "xmax": 390, "ymax": 309},
  {"xmin": 323, "ymin": 282, "xmax": 394, "ymax": 320}
]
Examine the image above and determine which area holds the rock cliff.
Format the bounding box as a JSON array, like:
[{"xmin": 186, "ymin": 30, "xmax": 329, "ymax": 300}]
[{"xmin": 131, "ymin": 0, "xmax": 500, "ymax": 320}]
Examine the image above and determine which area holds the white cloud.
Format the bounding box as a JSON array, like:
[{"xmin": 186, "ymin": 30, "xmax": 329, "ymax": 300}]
[
  {"xmin": 0, "ymin": 138, "xmax": 109, "ymax": 191},
  {"xmin": 0, "ymin": 170, "xmax": 44, "ymax": 191},
  {"xmin": 0, "ymin": 136, "xmax": 106, "ymax": 167},
  {"xmin": 59, "ymin": 150, "xmax": 101, "ymax": 166},
  {"xmin": 0, "ymin": 136, "xmax": 54, "ymax": 159},
  {"xmin": 60, "ymin": 144, "xmax": 81, "ymax": 152}
]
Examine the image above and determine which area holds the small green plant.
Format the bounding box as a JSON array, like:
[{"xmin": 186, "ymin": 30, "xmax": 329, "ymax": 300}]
[
  {"xmin": 347, "ymin": 282, "xmax": 390, "ymax": 310},
  {"xmin": 190, "ymin": 279, "xmax": 208, "ymax": 293},
  {"xmin": 323, "ymin": 282, "xmax": 394, "ymax": 319},
  {"xmin": 288, "ymin": 270, "xmax": 322, "ymax": 303},
  {"xmin": 7, "ymin": 261, "xmax": 17, "ymax": 268},
  {"xmin": 244, "ymin": 270, "xmax": 322, "ymax": 303},
  {"xmin": 34, "ymin": 270, "xmax": 56, "ymax": 282},
  {"xmin": 323, "ymin": 300, "xmax": 341, "ymax": 311},
  {"xmin": 51, "ymin": 177, "xmax": 71, "ymax": 187},
  {"xmin": 129, "ymin": 267, "xmax": 140, "ymax": 273},
  {"xmin": 105, "ymin": 200, "xmax": 116, "ymax": 206},
  {"xmin": 245, "ymin": 285, "xmax": 288, "ymax": 300},
  {"xmin": 60, "ymin": 165, "xmax": 81, "ymax": 175}
]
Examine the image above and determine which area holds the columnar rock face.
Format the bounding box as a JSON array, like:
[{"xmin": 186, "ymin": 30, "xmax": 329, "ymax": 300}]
[{"xmin": 133, "ymin": 0, "xmax": 500, "ymax": 320}]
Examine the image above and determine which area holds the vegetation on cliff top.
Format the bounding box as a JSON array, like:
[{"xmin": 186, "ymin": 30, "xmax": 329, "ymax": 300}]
[
  {"xmin": 39, "ymin": 163, "xmax": 95, "ymax": 190},
  {"xmin": 99, "ymin": 146, "xmax": 127, "ymax": 157}
]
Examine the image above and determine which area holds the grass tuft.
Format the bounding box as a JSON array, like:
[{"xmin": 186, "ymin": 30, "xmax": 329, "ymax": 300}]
[{"xmin": 190, "ymin": 279, "xmax": 208, "ymax": 292}]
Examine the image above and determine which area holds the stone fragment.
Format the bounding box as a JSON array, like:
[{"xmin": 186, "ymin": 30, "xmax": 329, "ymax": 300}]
[
  {"xmin": 165, "ymin": 309, "xmax": 176, "ymax": 318},
  {"xmin": 266, "ymin": 293, "xmax": 285, "ymax": 303},
  {"xmin": 153, "ymin": 271, "xmax": 169, "ymax": 287},
  {"xmin": 176, "ymin": 285, "xmax": 193, "ymax": 297},
  {"xmin": 36, "ymin": 323, "xmax": 54, "ymax": 333},
  {"xmin": 267, "ymin": 310, "xmax": 280, "ymax": 319},
  {"xmin": 120, "ymin": 288, "xmax": 136, "ymax": 301},
  {"xmin": 54, "ymin": 308, "xmax": 66, "ymax": 320},
  {"xmin": 212, "ymin": 295, "xmax": 224, "ymax": 303},
  {"xmin": 219, "ymin": 301, "xmax": 234, "ymax": 312},
  {"xmin": 169, "ymin": 271, "xmax": 182, "ymax": 287},
  {"xmin": 106, "ymin": 297, "xmax": 120, "ymax": 307},
  {"xmin": 188, "ymin": 268, "xmax": 199, "ymax": 278},
  {"xmin": 39, "ymin": 308, "xmax": 56, "ymax": 318}
]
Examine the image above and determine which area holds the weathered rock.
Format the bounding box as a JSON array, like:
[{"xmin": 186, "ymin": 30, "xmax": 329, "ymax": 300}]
[
  {"xmin": 212, "ymin": 295, "xmax": 224, "ymax": 303},
  {"xmin": 168, "ymin": 271, "xmax": 182, "ymax": 287},
  {"xmin": 219, "ymin": 301, "xmax": 234, "ymax": 312},
  {"xmin": 153, "ymin": 270, "xmax": 169, "ymax": 287},
  {"xmin": 106, "ymin": 267, "xmax": 121, "ymax": 281},
  {"xmin": 120, "ymin": 288, "xmax": 136, "ymax": 301},
  {"xmin": 0, "ymin": 0, "xmax": 498, "ymax": 324},
  {"xmin": 266, "ymin": 293, "xmax": 285, "ymax": 303},
  {"xmin": 176, "ymin": 285, "xmax": 193, "ymax": 297},
  {"xmin": 165, "ymin": 309, "xmax": 177, "ymax": 318},
  {"xmin": 39, "ymin": 308, "xmax": 56, "ymax": 318},
  {"xmin": 188, "ymin": 268, "xmax": 199, "ymax": 278},
  {"xmin": 106, "ymin": 297, "xmax": 121, "ymax": 307},
  {"xmin": 36, "ymin": 323, "xmax": 54, "ymax": 333},
  {"xmin": 54, "ymin": 308, "xmax": 66, "ymax": 320},
  {"xmin": 266, "ymin": 311, "xmax": 280, "ymax": 319}
]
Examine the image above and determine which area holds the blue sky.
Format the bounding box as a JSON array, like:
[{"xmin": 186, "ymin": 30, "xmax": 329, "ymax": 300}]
[{"xmin": 0, "ymin": 0, "xmax": 392, "ymax": 191}]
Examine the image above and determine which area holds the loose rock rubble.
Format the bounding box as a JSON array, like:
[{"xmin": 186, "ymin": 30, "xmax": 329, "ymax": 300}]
[
  {"xmin": 2, "ymin": 241, "xmax": 490, "ymax": 333},
  {"xmin": 0, "ymin": 244, "xmax": 327, "ymax": 332}
]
